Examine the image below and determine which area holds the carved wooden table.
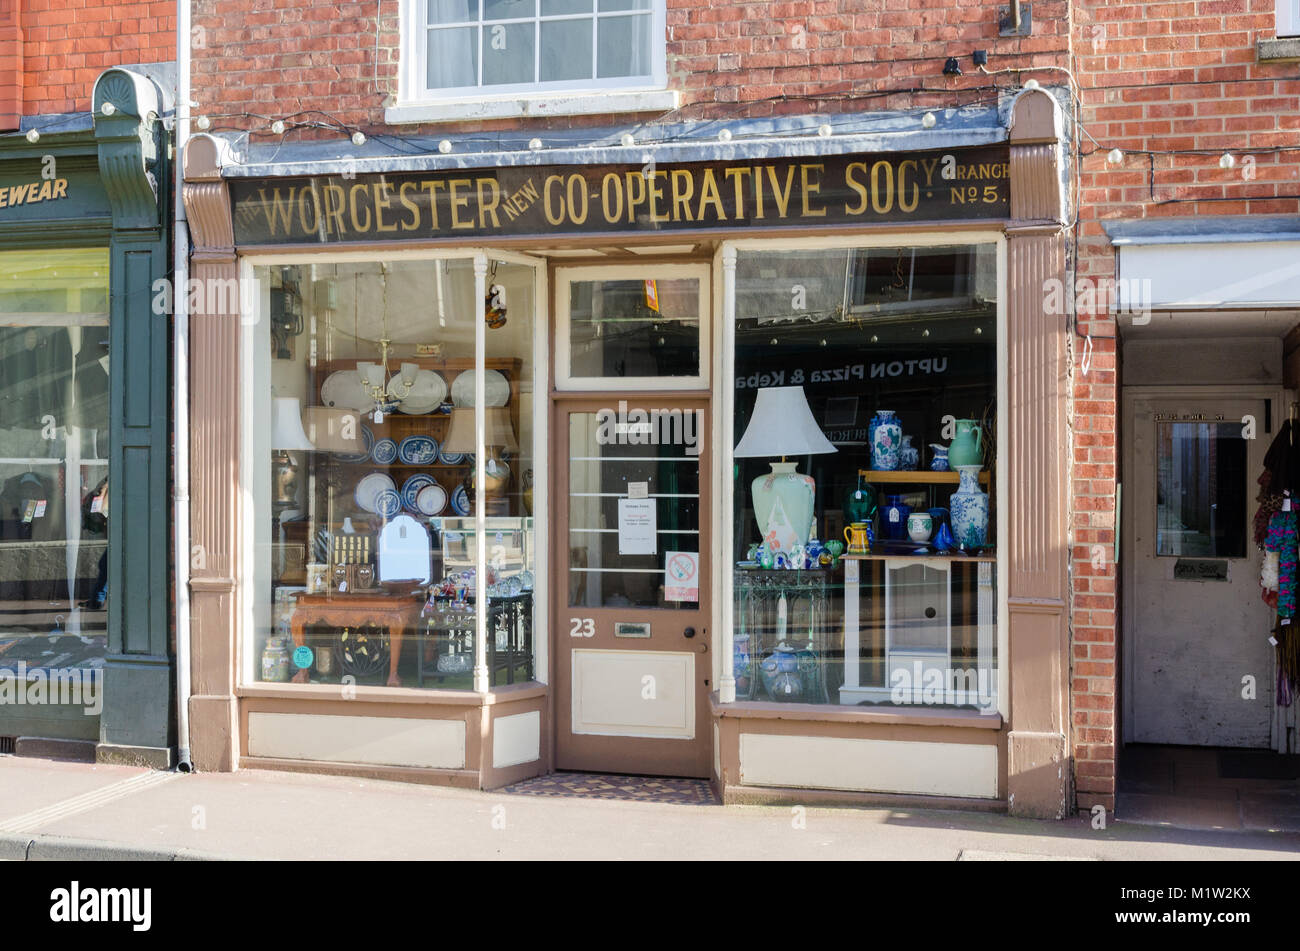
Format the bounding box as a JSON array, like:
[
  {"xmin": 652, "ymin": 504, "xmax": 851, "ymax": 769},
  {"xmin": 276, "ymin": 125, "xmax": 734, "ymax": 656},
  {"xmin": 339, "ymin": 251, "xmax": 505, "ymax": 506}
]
[{"xmin": 289, "ymin": 591, "xmax": 425, "ymax": 687}]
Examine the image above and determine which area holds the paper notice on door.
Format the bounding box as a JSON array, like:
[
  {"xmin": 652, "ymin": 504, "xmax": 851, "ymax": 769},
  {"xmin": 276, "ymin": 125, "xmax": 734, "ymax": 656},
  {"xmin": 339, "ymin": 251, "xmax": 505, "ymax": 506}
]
[
  {"xmin": 664, "ymin": 551, "xmax": 699, "ymax": 602},
  {"xmin": 627, "ymin": 481, "xmax": 648, "ymax": 499},
  {"xmin": 617, "ymin": 498, "xmax": 657, "ymax": 555}
]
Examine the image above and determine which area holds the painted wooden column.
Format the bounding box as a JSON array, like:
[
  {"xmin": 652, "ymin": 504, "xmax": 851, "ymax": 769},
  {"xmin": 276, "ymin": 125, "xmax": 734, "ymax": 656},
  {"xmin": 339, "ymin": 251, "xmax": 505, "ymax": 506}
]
[
  {"xmin": 1004, "ymin": 88, "xmax": 1072, "ymax": 818},
  {"xmin": 181, "ymin": 134, "xmax": 240, "ymax": 771},
  {"xmin": 92, "ymin": 68, "xmax": 174, "ymax": 766}
]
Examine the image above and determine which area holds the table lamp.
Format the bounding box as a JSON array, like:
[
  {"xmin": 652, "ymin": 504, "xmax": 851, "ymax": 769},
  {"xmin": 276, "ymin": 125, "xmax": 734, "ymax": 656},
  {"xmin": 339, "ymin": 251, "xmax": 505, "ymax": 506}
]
[
  {"xmin": 443, "ymin": 407, "xmax": 519, "ymax": 498},
  {"xmin": 272, "ymin": 396, "xmax": 315, "ymax": 509},
  {"xmin": 733, "ymin": 385, "xmax": 836, "ymax": 554}
]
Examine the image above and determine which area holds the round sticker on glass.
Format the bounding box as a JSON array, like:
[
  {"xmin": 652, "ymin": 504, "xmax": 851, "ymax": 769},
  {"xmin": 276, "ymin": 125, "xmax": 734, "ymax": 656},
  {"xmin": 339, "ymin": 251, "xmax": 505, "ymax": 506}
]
[{"xmin": 292, "ymin": 646, "xmax": 314, "ymax": 669}]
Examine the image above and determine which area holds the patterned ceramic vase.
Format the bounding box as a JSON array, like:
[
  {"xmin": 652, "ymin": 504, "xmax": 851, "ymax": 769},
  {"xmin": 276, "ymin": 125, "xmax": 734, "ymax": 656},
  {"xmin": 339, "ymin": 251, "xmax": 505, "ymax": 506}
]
[
  {"xmin": 869, "ymin": 410, "xmax": 903, "ymax": 471},
  {"xmin": 949, "ymin": 465, "xmax": 989, "ymax": 549},
  {"xmin": 929, "ymin": 444, "xmax": 949, "ymax": 471},
  {"xmin": 900, "ymin": 435, "xmax": 919, "ymax": 471},
  {"xmin": 751, "ymin": 461, "xmax": 815, "ymax": 553}
]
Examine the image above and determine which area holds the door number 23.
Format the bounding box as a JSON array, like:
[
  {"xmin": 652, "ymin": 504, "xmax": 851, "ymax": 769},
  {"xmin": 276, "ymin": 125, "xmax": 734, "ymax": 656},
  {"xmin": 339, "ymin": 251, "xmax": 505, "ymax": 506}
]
[{"xmin": 569, "ymin": 618, "xmax": 595, "ymax": 638}]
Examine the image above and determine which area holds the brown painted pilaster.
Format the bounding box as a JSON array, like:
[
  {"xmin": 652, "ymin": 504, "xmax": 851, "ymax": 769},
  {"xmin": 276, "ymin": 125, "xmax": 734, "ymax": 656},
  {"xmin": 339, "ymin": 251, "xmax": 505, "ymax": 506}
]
[
  {"xmin": 1005, "ymin": 89, "xmax": 1071, "ymax": 818},
  {"xmin": 182, "ymin": 134, "xmax": 240, "ymax": 771}
]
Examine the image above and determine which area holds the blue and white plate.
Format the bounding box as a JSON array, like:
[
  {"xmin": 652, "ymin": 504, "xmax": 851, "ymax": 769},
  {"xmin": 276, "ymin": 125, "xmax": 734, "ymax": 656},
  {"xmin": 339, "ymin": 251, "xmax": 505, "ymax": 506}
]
[
  {"xmin": 374, "ymin": 488, "xmax": 402, "ymax": 519},
  {"xmin": 450, "ymin": 484, "xmax": 471, "ymax": 516},
  {"xmin": 371, "ymin": 437, "xmax": 398, "ymax": 465},
  {"xmin": 416, "ymin": 483, "xmax": 448, "ymax": 517},
  {"xmin": 438, "ymin": 446, "xmax": 465, "ymax": 465},
  {"xmin": 354, "ymin": 472, "xmax": 395, "ymax": 513},
  {"xmin": 398, "ymin": 434, "xmax": 439, "ymax": 466},
  {"xmin": 400, "ymin": 473, "xmax": 437, "ymax": 512},
  {"xmin": 336, "ymin": 423, "xmax": 373, "ymax": 463}
]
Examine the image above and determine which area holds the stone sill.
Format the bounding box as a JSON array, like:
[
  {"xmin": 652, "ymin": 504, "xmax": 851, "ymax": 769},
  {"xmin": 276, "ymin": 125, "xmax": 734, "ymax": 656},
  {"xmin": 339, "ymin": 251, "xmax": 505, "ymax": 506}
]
[
  {"xmin": 1258, "ymin": 37, "xmax": 1300, "ymax": 62},
  {"xmin": 385, "ymin": 88, "xmax": 680, "ymax": 125},
  {"xmin": 710, "ymin": 693, "xmax": 1003, "ymax": 730},
  {"xmin": 237, "ymin": 680, "xmax": 546, "ymax": 706}
]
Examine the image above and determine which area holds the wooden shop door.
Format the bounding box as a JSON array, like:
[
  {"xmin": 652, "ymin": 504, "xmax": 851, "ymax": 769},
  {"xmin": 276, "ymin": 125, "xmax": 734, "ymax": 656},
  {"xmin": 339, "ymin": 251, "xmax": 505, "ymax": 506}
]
[{"xmin": 553, "ymin": 397, "xmax": 712, "ymax": 777}]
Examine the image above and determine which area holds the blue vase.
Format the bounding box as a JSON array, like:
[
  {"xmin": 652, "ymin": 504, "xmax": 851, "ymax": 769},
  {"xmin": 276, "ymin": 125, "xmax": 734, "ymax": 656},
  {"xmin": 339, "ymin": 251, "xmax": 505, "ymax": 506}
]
[
  {"xmin": 882, "ymin": 494, "xmax": 912, "ymax": 541},
  {"xmin": 900, "ymin": 435, "xmax": 919, "ymax": 471},
  {"xmin": 949, "ymin": 465, "xmax": 989, "ymax": 549},
  {"xmin": 869, "ymin": 410, "xmax": 902, "ymax": 471}
]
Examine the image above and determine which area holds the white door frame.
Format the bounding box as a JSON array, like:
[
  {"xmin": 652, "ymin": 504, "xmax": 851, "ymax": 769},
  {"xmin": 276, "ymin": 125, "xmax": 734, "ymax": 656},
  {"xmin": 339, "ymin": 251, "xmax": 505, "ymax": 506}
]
[{"xmin": 1120, "ymin": 383, "xmax": 1289, "ymax": 746}]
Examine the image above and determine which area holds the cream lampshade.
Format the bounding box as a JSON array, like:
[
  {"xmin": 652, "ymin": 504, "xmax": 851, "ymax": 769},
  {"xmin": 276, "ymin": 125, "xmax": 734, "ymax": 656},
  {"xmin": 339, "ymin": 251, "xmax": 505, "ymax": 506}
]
[
  {"xmin": 300, "ymin": 406, "xmax": 363, "ymax": 453},
  {"xmin": 442, "ymin": 407, "xmax": 517, "ymax": 498},
  {"xmin": 733, "ymin": 385, "xmax": 836, "ymax": 554},
  {"xmin": 271, "ymin": 397, "xmax": 315, "ymax": 509}
]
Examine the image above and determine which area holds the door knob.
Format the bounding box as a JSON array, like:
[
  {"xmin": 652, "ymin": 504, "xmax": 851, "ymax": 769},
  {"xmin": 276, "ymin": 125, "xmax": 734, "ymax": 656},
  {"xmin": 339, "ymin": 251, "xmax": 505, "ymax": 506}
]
[{"xmin": 683, "ymin": 626, "xmax": 696, "ymax": 638}]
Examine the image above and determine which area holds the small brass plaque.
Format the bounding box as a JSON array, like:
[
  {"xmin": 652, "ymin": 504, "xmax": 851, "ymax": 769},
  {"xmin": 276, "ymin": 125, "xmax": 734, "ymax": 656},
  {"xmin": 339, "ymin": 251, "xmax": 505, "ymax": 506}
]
[
  {"xmin": 615, "ymin": 622, "xmax": 651, "ymax": 639},
  {"xmin": 1173, "ymin": 559, "xmax": 1228, "ymax": 581}
]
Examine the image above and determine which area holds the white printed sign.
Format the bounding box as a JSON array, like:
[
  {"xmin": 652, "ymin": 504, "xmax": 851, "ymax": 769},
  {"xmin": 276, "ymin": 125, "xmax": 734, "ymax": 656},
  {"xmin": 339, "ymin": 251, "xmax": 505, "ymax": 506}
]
[
  {"xmin": 664, "ymin": 550, "xmax": 699, "ymax": 602},
  {"xmin": 617, "ymin": 498, "xmax": 657, "ymax": 555}
]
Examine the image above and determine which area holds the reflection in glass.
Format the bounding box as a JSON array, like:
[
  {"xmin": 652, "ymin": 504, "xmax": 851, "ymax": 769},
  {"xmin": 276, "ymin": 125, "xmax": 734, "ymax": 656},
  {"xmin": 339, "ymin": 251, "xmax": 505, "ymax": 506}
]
[
  {"xmin": 1156, "ymin": 422, "xmax": 1246, "ymax": 558},
  {"xmin": 568, "ymin": 278, "xmax": 700, "ymax": 379}
]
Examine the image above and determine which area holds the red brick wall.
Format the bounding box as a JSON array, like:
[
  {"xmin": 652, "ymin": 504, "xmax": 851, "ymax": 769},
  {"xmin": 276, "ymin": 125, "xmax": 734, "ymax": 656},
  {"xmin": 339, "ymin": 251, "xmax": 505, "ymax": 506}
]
[
  {"xmin": 190, "ymin": 0, "xmax": 1071, "ymax": 137},
  {"xmin": 1072, "ymin": 0, "xmax": 1300, "ymax": 814},
  {"xmin": 10, "ymin": 0, "xmax": 175, "ymax": 123}
]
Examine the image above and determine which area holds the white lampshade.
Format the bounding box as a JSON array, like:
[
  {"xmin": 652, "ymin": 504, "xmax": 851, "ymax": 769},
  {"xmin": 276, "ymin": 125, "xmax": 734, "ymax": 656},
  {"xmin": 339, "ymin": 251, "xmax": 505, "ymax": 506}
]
[
  {"xmin": 272, "ymin": 397, "xmax": 315, "ymax": 451},
  {"xmin": 734, "ymin": 386, "xmax": 837, "ymax": 458}
]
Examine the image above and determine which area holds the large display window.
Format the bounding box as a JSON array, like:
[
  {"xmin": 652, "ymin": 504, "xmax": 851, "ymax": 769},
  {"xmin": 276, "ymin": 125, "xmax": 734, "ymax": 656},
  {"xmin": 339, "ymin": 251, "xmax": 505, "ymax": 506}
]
[
  {"xmin": 725, "ymin": 238, "xmax": 1004, "ymax": 712},
  {"xmin": 0, "ymin": 248, "xmax": 111, "ymax": 676},
  {"xmin": 245, "ymin": 253, "xmax": 544, "ymax": 692}
]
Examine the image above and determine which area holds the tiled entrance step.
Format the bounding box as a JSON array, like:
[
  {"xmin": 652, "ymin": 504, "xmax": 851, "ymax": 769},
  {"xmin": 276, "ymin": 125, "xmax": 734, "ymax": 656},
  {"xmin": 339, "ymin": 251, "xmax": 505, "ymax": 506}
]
[{"xmin": 502, "ymin": 772, "xmax": 717, "ymax": 806}]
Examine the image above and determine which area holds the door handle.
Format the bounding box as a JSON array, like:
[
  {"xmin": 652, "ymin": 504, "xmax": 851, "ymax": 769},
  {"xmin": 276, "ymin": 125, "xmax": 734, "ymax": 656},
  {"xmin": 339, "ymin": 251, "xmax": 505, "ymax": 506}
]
[{"xmin": 683, "ymin": 626, "xmax": 696, "ymax": 638}]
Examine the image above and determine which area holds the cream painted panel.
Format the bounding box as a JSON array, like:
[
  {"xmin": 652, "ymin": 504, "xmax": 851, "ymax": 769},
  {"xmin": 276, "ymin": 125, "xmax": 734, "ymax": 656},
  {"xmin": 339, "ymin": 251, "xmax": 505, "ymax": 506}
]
[
  {"xmin": 572, "ymin": 649, "xmax": 694, "ymax": 739},
  {"xmin": 493, "ymin": 710, "xmax": 541, "ymax": 768},
  {"xmin": 248, "ymin": 713, "xmax": 466, "ymax": 769},
  {"xmin": 739, "ymin": 733, "xmax": 997, "ymax": 799}
]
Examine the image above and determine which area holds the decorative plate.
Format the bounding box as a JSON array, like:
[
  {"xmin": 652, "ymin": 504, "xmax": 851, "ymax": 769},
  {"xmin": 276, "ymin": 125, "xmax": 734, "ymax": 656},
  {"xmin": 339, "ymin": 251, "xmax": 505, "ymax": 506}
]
[
  {"xmin": 371, "ymin": 437, "xmax": 398, "ymax": 465},
  {"xmin": 450, "ymin": 369, "xmax": 509, "ymax": 408},
  {"xmin": 416, "ymin": 483, "xmax": 448, "ymax": 517},
  {"xmin": 397, "ymin": 434, "xmax": 439, "ymax": 466},
  {"xmin": 374, "ymin": 488, "xmax": 403, "ymax": 519},
  {"xmin": 438, "ymin": 446, "xmax": 465, "ymax": 465},
  {"xmin": 321, "ymin": 370, "xmax": 372, "ymax": 412},
  {"xmin": 353, "ymin": 472, "xmax": 396, "ymax": 513},
  {"xmin": 450, "ymin": 484, "xmax": 471, "ymax": 516},
  {"xmin": 335, "ymin": 423, "xmax": 373, "ymax": 463},
  {"xmin": 400, "ymin": 473, "xmax": 437, "ymax": 512},
  {"xmin": 392, "ymin": 370, "xmax": 447, "ymax": 415}
]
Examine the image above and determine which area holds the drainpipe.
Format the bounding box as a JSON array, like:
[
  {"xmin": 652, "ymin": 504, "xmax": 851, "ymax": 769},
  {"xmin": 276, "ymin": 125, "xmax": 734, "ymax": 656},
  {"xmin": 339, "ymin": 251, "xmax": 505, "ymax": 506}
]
[{"xmin": 173, "ymin": 0, "xmax": 194, "ymax": 772}]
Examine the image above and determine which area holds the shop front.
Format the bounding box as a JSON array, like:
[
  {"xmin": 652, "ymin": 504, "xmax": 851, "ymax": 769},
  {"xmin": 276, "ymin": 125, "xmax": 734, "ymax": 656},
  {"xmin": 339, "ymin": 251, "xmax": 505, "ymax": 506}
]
[
  {"xmin": 0, "ymin": 67, "xmax": 173, "ymax": 764},
  {"xmin": 184, "ymin": 88, "xmax": 1074, "ymax": 816}
]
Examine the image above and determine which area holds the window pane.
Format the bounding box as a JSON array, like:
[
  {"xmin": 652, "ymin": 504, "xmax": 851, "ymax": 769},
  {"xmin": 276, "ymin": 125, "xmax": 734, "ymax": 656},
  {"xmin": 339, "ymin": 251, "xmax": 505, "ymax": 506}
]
[
  {"xmin": 1156, "ymin": 422, "xmax": 1247, "ymax": 557},
  {"xmin": 596, "ymin": 11, "xmax": 650, "ymax": 78},
  {"xmin": 540, "ymin": 19, "xmax": 593, "ymax": 81},
  {"xmin": 430, "ymin": 0, "xmax": 479, "ymax": 23},
  {"xmin": 568, "ymin": 412, "xmax": 701, "ymax": 609},
  {"xmin": 483, "ymin": 22, "xmax": 535, "ymax": 85},
  {"xmin": 731, "ymin": 245, "xmax": 999, "ymax": 710},
  {"xmin": 427, "ymin": 26, "xmax": 478, "ymax": 88},
  {"xmin": 543, "ymin": 0, "xmax": 592, "ymax": 12},
  {"xmin": 485, "ymin": 0, "xmax": 535, "ymax": 19},
  {"xmin": 567, "ymin": 277, "xmax": 700, "ymax": 380},
  {"xmin": 0, "ymin": 248, "xmax": 111, "ymax": 690},
  {"xmin": 598, "ymin": 0, "xmax": 650, "ymax": 10}
]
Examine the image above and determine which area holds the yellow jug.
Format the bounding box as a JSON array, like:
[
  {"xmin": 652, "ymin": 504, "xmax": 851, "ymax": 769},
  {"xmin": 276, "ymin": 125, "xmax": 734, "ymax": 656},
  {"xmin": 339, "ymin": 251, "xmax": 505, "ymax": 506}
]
[{"xmin": 844, "ymin": 522, "xmax": 870, "ymax": 555}]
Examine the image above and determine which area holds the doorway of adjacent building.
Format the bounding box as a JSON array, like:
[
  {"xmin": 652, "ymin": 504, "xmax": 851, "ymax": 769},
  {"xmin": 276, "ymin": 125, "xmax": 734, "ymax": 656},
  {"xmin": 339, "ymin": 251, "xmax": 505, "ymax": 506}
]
[{"xmin": 1121, "ymin": 389, "xmax": 1277, "ymax": 749}]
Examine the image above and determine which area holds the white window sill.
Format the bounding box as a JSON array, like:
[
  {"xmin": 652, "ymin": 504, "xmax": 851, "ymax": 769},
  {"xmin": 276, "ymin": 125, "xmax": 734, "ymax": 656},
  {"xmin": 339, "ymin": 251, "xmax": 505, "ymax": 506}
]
[{"xmin": 385, "ymin": 88, "xmax": 681, "ymax": 125}]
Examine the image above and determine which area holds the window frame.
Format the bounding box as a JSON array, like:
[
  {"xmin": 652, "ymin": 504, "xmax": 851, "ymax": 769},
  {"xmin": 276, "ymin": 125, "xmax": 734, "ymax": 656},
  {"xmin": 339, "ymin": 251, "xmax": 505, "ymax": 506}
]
[
  {"xmin": 397, "ymin": 0, "xmax": 670, "ymax": 107},
  {"xmin": 713, "ymin": 233, "xmax": 1009, "ymax": 719}
]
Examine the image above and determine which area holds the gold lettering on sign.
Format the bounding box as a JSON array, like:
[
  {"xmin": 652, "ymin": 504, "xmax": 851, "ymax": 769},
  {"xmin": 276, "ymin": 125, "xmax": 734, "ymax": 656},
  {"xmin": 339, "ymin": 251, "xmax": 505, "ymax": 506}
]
[
  {"xmin": 543, "ymin": 175, "xmax": 565, "ymax": 226},
  {"xmin": 800, "ymin": 163, "xmax": 825, "ymax": 217},
  {"xmin": 398, "ymin": 181, "xmax": 420, "ymax": 231},
  {"xmin": 648, "ymin": 170, "xmax": 670, "ymax": 223},
  {"xmin": 697, "ymin": 168, "xmax": 725, "ymax": 221},
  {"xmin": 766, "ymin": 165, "xmax": 795, "ymax": 218},
  {"xmin": 323, "ymin": 185, "xmax": 347, "ymax": 235},
  {"xmin": 724, "ymin": 167, "xmax": 751, "ymax": 219},
  {"xmin": 601, "ymin": 172, "xmax": 623, "ymax": 223},
  {"xmin": 420, "ymin": 180, "xmax": 446, "ymax": 230},
  {"xmin": 448, "ymin": 179, "xmax": 474, "ymax": 230},
  {"xmin": 844, "ymin": 162, "xmax": 869, "ymax": 215},
  {"xmin": 258, "ymin": 187, "xmax": 294, "ymax": 235},
  {"xmin": 477, "ymin": 178, "xmax": 501, "ymax": 229},
  {"xmin": 670, "ymin": 169, "xmax": 694, "ymax": 222},
  {"xmin": 373, "ymin": 181, "xmax": 397, "ymax": 232},
  {"xmin": 348, "ymin": 183, "xmax": 371, "ymax": 232}
]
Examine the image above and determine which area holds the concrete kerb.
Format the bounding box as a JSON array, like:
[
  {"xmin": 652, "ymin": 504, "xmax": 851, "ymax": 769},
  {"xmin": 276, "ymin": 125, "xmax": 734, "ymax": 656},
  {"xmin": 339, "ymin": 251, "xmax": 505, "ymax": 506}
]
[{"xmin": 0, "ymin": 832, "xmax": 237, "ymax": 861}]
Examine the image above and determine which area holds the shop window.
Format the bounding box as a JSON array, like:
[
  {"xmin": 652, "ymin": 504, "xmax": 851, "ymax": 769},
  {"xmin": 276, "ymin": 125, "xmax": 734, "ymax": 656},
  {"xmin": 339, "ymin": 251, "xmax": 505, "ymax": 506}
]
[
  {"xmin": 0, "ymin": 249, "xmax": 111, "ymax": 684},
  {"xmin": 409, "ymin": 0, "xmax": 665, "ymax": 99},
  {"xmin": 1155, "ymin": 421, "xmax": 1247, "ymax": 558},
  {"xmin": 729, "ymin": 242, "xmax": 1000, "ymax": 711},
  {"xmin": 249, "ymin": 256, "xmax": 540, "ymax": 691}
]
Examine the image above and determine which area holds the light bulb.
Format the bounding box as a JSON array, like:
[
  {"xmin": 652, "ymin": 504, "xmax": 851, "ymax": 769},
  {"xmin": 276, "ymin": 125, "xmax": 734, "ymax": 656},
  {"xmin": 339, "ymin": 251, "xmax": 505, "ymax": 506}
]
[
  {"xmin": 817, "ymin": 123, "xmax": 833, "ymax": 138},
  {"xmin": 718, "ymin": 128, "xmax": 732, "ymax": 142},
  {"xmin": 528, "ymin": 137, "xmax": 543, "ymax": 150},
  {"xmin": 1219, "ymin": 153, "xmax": 1235, "ymax": 169},
  {"xmin": 24, "ymin": 129, "xmax": 38, "ymax": 143},
  {"xmin": 196, "ymin": 115, "xmax": 211, "ymax": 131},
  {"xmin": 1023, "ymin": 78, "xmax": 1040, "ymax": 90},
  {"xmin": 922, "ymin": 112, "xmax": 937, "ymax": 129},
  {"xmin": 271, "ymin": 119, "xmax": 286, "ymax": 135},
  {"xmin": 438, "ymin": 139, "xmax": 452, "ymax": 154},
  {"xmin": 620, "ymin": 132, "xmax": 635, "ymax": 148},
  {"xmin": 1107, "ymin": 148, "xmax": 1123, "ymax": 165},
  {"xmin": 101, "ymin": 101, "xmax": 116, "ymax": 116},
  {"xmin": 351, "ymin": 131, "xmax": 366, "ymax": 146}
]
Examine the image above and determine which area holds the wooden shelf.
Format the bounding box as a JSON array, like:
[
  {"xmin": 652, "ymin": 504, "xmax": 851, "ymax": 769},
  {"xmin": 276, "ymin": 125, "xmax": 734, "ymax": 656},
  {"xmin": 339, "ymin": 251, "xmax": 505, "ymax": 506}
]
[
  {"xmin": 858, "ymin": 469, "xmax": 990, "ymax": 485},
  {"xmin": 842, "ymin": 551, "xmax": 997, "ymax": 562}
]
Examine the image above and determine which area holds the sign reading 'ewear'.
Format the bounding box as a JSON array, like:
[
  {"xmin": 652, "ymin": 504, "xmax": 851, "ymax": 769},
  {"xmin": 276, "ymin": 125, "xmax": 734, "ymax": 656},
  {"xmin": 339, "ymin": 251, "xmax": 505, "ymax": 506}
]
[{"xmin": 230, "ymin": 146, "xmax": 1010, "ymax": 244}]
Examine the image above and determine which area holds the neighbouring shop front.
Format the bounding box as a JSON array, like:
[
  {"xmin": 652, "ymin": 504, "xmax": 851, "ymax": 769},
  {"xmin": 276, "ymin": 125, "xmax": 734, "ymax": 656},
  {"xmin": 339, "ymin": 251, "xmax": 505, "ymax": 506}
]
[
  {"xmin": 184, "ymin": 88, "xmax": 1075, "ymax": 817},
  {"xmin": 0, "ymin": 67, "xmax": 173, "ymax": 765}
]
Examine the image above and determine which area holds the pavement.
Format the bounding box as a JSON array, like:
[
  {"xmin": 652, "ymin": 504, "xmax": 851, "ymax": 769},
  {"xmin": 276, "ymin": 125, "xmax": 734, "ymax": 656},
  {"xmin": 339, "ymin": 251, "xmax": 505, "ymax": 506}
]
[{"xmin": 1, "ymin": 754, "xmax": 1299, "ymax": 860}]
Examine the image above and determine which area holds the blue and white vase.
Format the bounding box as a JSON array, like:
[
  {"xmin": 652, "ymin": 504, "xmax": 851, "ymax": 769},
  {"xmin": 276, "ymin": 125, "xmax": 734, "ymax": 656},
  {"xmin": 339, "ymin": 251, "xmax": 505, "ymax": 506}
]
[
  {"xmin": 949, "ymin": 465, "xmax": 989, "ymax": 549},
  {"xmin": 900, "ymin": 435, "xmax": 919, "ymax": 471},
  {"xmin": 869, "ymin": 410, "xmax": 903, "ymax": 471},
  {"xmin": 929, "ymin": 443, "xmax": 949, "ymax": 471}
]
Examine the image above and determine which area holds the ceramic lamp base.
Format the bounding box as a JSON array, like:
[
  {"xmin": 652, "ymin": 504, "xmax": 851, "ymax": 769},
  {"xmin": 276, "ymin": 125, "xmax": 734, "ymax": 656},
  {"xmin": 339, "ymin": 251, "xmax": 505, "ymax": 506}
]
[{"xmin": 751, "ymin": 461, "xmax": 815, "ymax": 554}]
